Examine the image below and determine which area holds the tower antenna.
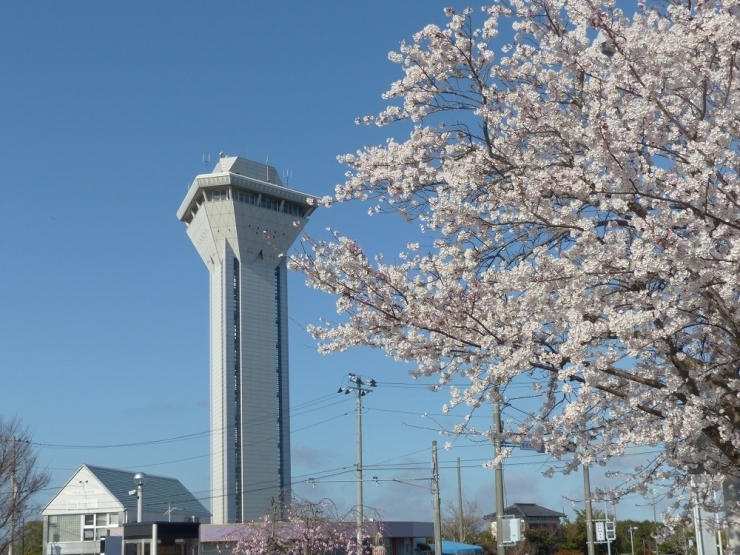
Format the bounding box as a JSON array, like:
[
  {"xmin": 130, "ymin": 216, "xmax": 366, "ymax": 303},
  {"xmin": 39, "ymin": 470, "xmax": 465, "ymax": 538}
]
[
  {"xmin": 283, "ymin": 169, "xmax": 292, "ymax": 187},
  {"xmin": 202, "ymin": 153, "xmax": 210, "ymax": 170},
  {"xmin": 266, "ymin": 152, "xmax": 270, "ymax": 183}
]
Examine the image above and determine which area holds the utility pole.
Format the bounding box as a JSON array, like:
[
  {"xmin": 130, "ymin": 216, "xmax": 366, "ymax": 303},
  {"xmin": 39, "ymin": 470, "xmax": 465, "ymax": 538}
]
[
  {"xmin": 493, "ymin": 402, "xmax": 505, "ymax": 555},
  {"xmin": 637, "ymin": 493, "xmax": 660, "ymax": 555},
  {"xmin": 457, "ymin": 457, "xmax": 464, "ymax": 542},
  {"xmin": 432, "ymin": 441, "xmax": 442, "ymax": 555},
  {"xmin": 338, "ymin": 373, "xmax": 377, "ymax": 555},
  {"xmin": 584, "ymin": 464, "xmax": 595, "ymax": 555},
  {"xmin": 636, "ymin": 494, "xmax": 658, "ymax": 526},
  {"xmin": 356, "ymin": 384, "xmax": 363, "ymax": 555}
]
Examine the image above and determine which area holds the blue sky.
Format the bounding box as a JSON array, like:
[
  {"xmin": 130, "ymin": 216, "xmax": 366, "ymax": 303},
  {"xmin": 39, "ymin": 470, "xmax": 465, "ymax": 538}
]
[{"xmin": 0, "ymin": 1, "xmax": 662, "ymax": 525}]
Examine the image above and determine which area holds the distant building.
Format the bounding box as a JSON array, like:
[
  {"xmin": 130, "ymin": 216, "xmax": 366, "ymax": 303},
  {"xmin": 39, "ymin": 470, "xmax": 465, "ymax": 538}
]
[
  {"xmin": 485, "ymin": 502, "xmax": 565, "ymax": 536},
  {"xmin": 41, "ymin": 464, "xmax": 210, "ymax": 555},
  {"xmin": 177, "ymin": 155, "xmax": 318, "ymax": 523},
  {"xmin": 200, "ymin": 520, "xmax": 435, "ymax": 555}
]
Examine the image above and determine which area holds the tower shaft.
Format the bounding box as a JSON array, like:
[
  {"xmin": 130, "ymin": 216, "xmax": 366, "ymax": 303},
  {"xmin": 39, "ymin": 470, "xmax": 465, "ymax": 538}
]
[{"xmin": 208, "ymin": 249, "xmax": 291, "ymax": 522}]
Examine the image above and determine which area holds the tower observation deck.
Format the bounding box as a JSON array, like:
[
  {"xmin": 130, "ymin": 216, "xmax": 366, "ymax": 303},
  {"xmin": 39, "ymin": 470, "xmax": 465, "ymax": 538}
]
[{"xmin": 177, "ymin": 155, "xmax": 318, "ymax": 523}]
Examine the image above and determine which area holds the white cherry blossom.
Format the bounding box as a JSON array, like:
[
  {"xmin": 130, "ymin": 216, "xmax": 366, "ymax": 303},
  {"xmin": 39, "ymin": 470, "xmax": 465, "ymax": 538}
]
[{"xmin": 290, "ymin": 0, "xmax": 740, "ymax": 524}]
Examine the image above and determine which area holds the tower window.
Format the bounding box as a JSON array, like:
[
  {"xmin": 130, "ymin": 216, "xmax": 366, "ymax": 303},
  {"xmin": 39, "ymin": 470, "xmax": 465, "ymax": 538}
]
[
  {"xmin": 210, "ymin": 190, "xmax": 228, "ymax": 201},
  {"xmin": 282, "ymin": 203, "xmax": 302, "ymax": 216},
  {"xmin": 233, "ymin": 258, "xmax": 242, "ymax": 521},
  {"xmin": 275, "ymin": 266, "xmax": 284, "ymax": 488},
  {"xmin": 235, "ymin": 190, "xmax": 257, "ymax": 204},
  {"xmin": 261, "ymin": 197, "xmax": 280, "ymax": 211}
]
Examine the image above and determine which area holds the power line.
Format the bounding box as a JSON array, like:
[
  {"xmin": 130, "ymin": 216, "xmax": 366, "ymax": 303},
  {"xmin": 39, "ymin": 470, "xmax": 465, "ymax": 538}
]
[{"xmin": 32, "ymin": 391, "xmax": 354, "ymax": 450}]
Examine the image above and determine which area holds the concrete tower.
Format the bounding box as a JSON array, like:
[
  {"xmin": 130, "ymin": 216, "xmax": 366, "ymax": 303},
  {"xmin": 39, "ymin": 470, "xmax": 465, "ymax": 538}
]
[{"xmin": 177, "ymin": 155, "xmax": 318, "ymax": 523}]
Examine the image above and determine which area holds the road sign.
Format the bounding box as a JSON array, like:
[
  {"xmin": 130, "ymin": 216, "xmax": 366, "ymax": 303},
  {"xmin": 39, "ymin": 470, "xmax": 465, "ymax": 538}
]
[
  {"xmin": 596, "ymin": 522, "xmax": 606, "ymax": 542},
  {"xmin": 594, "ymin": 521, "xmax": 615, "ymax": 543},
  {"xmin": 518, "ymin": 441, "xmax": 546, "ymax": 453},
  {"xmin": 501, "ymin": 517, "xmax": 524, "ymax": 544}
]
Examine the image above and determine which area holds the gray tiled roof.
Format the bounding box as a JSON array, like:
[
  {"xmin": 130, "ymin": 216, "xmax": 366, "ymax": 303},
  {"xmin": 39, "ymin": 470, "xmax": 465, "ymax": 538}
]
[
  {"xmin": 86, "ymin": 465, "xmax": 210, "ymax": 518},
  {"xmin": 484, "ymin": 503, "xmax": 565, "ymax": 521},
  {"xmin": 212, "ymin": 156, "xmax": 284, "ymax": 186}
]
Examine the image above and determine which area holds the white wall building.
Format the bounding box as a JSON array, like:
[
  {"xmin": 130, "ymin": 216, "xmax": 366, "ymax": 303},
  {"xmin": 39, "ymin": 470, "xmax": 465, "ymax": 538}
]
[
  {"xmin": 177, "ymin": 155, "xmax": 318, "ymax": 524},
  {"xmin": 42, "ymin": 465, "xmax": 210, "ymax": 555}
]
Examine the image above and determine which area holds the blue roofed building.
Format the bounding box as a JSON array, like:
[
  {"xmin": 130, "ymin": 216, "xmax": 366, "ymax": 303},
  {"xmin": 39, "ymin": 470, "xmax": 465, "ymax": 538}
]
[{"xmin": 42, "ymin": 464, "xmax": 210, "ymax": 555}]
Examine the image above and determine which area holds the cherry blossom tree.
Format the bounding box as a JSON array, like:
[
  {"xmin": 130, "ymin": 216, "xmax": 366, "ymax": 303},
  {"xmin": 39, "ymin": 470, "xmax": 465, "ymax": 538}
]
[
  {"xmin": 231, "ymin": 498, "xmax": 374, "ymax": 555},
  {"xmin": 289, "ymin": 0, "xmax": 740, "ymax": 529}
]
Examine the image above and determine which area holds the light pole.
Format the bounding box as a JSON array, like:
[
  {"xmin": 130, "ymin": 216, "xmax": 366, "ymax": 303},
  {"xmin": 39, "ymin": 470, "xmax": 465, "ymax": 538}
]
[
  {"xmin": 338, "ymin": 373, "xmax": 376, "ymax": 555},
  {"xmin": 127, "ymin": 473, "xmax": 147, "ymax": 555},
  {"xmin": 630, "ymin": 526, "xmax": 639, "ymax": 555},
  {"xmin": 128, "ymin": 472, "xmax": 147, "ymax": 523}
]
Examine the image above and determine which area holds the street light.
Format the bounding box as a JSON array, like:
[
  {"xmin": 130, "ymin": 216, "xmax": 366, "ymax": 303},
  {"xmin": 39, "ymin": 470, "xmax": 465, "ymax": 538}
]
[
  {"xmin": 629, "ymin": 526, "xmax": 639, "ymax": 555},
  {"xmin": 128, "ymin": 472, "xmax": 147, "ymax": 523}
]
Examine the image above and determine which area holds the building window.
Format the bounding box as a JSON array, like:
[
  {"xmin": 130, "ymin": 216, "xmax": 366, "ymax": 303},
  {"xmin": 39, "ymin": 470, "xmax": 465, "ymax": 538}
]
[
  {"xmin": 82, "ymin": 513, "xmax": 115, "ymax": 540},
  {"xmin": 210, "ymin": 190, "xmax": 228, "ymax": 201},
  {"xmin": 47, "ymin": 515, "xmax": 80, "ymax": 543}
]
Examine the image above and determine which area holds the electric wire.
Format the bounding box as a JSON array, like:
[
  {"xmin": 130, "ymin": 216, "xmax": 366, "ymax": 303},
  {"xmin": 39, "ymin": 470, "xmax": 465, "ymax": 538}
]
[
  {"xmin": 33, "ymin": 374, "xmax": 666, "ymax": 514},
  {"xmin": 34, "ymin": 447, "xmax": 665, "ymax": 511},
  {"xmin": 33, "ymin": 390, "xmax": 355, "ymax": 450}
]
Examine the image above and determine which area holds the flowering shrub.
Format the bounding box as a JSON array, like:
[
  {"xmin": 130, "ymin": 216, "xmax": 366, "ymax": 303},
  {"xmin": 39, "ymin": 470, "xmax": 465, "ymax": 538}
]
[{"xmin": 231, "ymin": 499, "xmax": 374, "ymax": 555}]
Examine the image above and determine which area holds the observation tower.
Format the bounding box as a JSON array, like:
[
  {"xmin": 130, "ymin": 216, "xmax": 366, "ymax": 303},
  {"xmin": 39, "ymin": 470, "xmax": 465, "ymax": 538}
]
[{"xmin": 177, "ymin": 155, "xmax": 318, "ymax": 523}]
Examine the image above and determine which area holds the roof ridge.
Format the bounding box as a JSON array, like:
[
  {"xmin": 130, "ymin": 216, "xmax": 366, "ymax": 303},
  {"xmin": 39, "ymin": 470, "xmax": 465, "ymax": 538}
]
[{"xmin": 84, "ymin": 464, "xmax": 175, "ymax": 481}]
